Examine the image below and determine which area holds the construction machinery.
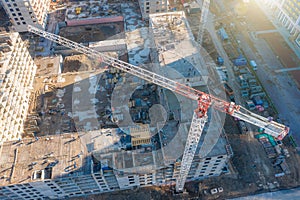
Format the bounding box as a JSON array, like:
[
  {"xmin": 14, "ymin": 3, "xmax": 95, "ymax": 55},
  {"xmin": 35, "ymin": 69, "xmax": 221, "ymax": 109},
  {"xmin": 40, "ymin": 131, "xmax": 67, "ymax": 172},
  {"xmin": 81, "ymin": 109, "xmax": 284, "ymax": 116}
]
[
  {"xmin": 27, "ymin": 25, "xmax": 289, "ymax": 192},
  {"xmin": 75, "ymin": 7, "xmax": 81, "ymax": 15}
]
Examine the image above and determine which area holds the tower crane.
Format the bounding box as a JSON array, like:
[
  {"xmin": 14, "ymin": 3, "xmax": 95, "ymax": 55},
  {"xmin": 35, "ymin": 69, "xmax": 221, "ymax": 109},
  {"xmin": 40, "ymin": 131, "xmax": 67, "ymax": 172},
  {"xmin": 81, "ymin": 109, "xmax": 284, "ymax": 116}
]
[
  {"xmin": 27, "ymin": 25, "xmax": 289, "ymax": 192},
  {"xmin": 197, "ymin": 0, "xmax": 211, "ymax": 44}
]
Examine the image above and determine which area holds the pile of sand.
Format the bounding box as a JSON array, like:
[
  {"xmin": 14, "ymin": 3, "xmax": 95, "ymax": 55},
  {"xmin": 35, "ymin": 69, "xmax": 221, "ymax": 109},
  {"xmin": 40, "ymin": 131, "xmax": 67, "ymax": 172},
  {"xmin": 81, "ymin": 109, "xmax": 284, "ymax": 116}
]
[{"xmin": 63, "ymin": 54, "xmax": 101, "ymax": 72}]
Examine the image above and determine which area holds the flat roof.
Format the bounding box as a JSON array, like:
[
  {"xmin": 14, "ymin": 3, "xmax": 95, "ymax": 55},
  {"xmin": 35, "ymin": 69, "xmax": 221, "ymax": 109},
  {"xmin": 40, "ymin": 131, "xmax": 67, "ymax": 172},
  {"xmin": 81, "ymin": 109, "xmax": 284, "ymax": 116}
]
[
  {"xmin": 0, "ymin": 133, "xmax": 88, "ymax": 186},
  {"xmin": 149, "ymin": 11, "xmax": 208, "ymax": 86},
  {"xmin": 148, "ymin": 12, "xmax": 227, "ymax": 157}
]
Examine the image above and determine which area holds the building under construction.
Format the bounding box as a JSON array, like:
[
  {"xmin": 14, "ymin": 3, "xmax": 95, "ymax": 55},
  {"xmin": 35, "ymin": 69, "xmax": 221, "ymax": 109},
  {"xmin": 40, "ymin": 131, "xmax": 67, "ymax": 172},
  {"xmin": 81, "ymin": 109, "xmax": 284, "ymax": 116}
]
[
  {"xmin": 0, "ymin": 31, "xmax": 37, "ymax": 143},
  {"xmin": 0, "ymin": 2, "xmax": 233, "ymax": 200},
  {"xmin": 138, "ymin": 0, "xmax": 169, "ymax": 19},
  {"xmin": 0, "ymin": 0, "xmax": 50, "ymax": 32}
]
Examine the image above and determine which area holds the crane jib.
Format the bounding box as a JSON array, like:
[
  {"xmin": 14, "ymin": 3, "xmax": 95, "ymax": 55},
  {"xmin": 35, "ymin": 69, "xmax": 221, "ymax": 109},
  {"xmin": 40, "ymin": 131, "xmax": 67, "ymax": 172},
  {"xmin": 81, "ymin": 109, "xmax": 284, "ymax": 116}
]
[{"xmin": 26, "ymin": 25, "xmax": 289, "ymax": 139}]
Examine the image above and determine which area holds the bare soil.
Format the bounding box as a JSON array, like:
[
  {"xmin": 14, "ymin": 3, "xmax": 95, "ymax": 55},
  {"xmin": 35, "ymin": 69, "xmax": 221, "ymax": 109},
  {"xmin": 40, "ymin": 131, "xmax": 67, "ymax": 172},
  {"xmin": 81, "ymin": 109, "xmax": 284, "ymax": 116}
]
[
  {"xmin": 259, "ymin": 32, "xmax": 300, "ymax": 85},
  {"xmin": 63, "ymin": 54, "xmax": 102, "ymax": 72},
  {"xmin": 243, "ymin": 1, "xmax": 275, "ymax": 31},
  {"xmin": 230, "ymin": 0, "xmax": 300, "ymax": 86}
]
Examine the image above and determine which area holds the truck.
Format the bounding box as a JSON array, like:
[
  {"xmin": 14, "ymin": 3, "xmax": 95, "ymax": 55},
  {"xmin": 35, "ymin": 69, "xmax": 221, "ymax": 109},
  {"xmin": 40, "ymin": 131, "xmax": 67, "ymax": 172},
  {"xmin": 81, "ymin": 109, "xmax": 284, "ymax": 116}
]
[
  {"xmin": 223, "ymin": 83, "xmax": 234, "ymax": 101},
  {"xmin": 233, "ymin": 55, "xmax": 247, "ymax": 66},
  {"xmin": 252, "ymin": 95, "xmax": 263, "ymax": 106},
  {"xmin": 250, "ymin": 60, "xmax": 257, "ymax": 71},
  {"xmin": 246, "ymin": 100, "xmax": 255, "ymax": 110}
]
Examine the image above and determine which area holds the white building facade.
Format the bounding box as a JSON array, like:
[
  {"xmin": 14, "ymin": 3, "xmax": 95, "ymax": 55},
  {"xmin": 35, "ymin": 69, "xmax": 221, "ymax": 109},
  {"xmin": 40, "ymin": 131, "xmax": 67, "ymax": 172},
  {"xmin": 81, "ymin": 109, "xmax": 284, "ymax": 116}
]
[
  {"xmin": 1, "ymin": 0, "xmax": 50, "ymax": 32},
  {"xmin": 264, "ymin": 0, "xmax": 300, "ymax": 39},
  {"xmin": 0, "ymin": 152, "xmax": 230, "ymax": 200},
  {"xmin": 138, "ymin": 0, "xmax": 168, "ymax": 19},
  {"xmin": 0, "ymin": 31, "xmax": 37, "ymax": 142}
]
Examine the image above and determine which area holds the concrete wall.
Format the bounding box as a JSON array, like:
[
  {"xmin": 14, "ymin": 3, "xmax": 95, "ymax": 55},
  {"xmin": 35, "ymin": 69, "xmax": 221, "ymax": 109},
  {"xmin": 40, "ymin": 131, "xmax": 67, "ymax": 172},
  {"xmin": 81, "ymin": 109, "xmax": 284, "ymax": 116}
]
[
  {"xmin": 89, "ymin": 39, "xmax": 127, "ymax": 52},
  {"xmin": 66, "ymin": 16, "xmax": 124, "ymax": 27}
]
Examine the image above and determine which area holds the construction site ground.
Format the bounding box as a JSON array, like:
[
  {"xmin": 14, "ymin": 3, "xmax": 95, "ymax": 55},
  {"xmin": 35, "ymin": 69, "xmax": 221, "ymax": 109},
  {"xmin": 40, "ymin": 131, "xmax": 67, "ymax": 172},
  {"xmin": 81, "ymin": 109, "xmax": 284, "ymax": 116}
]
[
  {"xmin": 59, "ymin": 22, "xmax": 124, "ymax": 43},
  {"xmin": 22, "ymin": 1, "xmax": 300, "ymax": 200},
  {"xmin": 63, "ymin": 54, "xmax": 102, "ymax": 72},
  {"xmin": 228, "ymin": 0, "xmax": 300, "ymax": 86},
  {"xmin": 258, "ymin": 32, "xmax": 300, "ymax": 85},
  {"xmin": 26, "ymin": 69, "xmax": 104, "ymax": 137}
]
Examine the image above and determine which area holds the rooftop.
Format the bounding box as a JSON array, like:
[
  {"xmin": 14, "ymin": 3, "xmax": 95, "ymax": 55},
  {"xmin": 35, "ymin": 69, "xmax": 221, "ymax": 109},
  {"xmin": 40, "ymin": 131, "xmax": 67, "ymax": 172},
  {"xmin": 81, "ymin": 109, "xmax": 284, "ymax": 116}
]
[
  {"xmin": 0, "ymin": 133, "xmax": 88, "ymax": 186},
  {"xmin": 149, "ymin": 11, "xmax": 208, "ymax": 86},
  {"xmin": 77, "ymin": 128, "xmax": 157, "ymax": 173},
  {"xmin": 149, "ymin": 11, "xmax": 227, "ymax": 159}
]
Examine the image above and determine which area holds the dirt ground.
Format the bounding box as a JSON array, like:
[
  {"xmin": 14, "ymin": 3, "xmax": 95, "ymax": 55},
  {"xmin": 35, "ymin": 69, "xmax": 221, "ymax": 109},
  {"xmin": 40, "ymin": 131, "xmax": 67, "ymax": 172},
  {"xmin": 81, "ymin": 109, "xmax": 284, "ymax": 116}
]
[
  {"xmin": 59, "ymin": 22, "xmax": 124, "ymax": 43},
  {"xmin": 186, "ymin": 14, "xmax": 219, "ymax": 61},
  {"xmin": 63, "ymin": 54, "xmax": 103, "ymax": 72},
  {"xmin": 259, "ymin": 32, "xmax": 300, "ymax": 85},
  {"xmin": 243, "ymin": 1, "xmax": 275, "ymax": 31},
  {"xmin": 229, "ymin": 1, "xmax": 300, "ymax": 86}
]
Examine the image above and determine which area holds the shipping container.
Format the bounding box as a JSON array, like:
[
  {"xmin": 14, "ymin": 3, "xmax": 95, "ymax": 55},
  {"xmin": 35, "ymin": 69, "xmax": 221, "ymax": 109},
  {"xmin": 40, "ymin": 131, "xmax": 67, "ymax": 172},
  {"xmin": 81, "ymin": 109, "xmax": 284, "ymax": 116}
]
[{"xmin": 233, "ymin": 55, "xmax": 247, "ymax": 66}]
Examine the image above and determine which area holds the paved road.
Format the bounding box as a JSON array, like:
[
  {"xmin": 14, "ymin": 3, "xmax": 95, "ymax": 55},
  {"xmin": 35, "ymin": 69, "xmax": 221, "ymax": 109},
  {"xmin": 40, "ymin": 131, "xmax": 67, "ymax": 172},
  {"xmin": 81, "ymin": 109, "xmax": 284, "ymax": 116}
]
[
  {"xmin": 206, "ymin": 12, "xmax": 256, "ymax": 138},
  {"xmin": 251, "ymin": 37, "xmax": 300, "ymax": 144},
  {"xmin": 231, "ymin": 7, "xmax": 300, "ymax": 147},
  {"xmin": 206, "ymin": 0, "xmax": 300, "ymax": 146},
  {"xmin": 230, "ymin": 187, "xmax": 300, "ymax": 200}
]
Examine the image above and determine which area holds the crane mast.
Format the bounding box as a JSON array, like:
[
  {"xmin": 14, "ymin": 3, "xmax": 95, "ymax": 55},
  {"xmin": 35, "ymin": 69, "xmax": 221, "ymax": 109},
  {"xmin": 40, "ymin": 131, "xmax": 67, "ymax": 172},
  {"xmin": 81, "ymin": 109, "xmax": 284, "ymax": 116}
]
[
  {"xmin": 176, "ymin": 112, "xmax": 208, "ymax": 191},
  {"xmin": 27, "ymin": 25, "xmax": 289, "ymax": 192},
  {"xmin": 197, "ymin": 0, "xmax": 211, "ymax": 44}
]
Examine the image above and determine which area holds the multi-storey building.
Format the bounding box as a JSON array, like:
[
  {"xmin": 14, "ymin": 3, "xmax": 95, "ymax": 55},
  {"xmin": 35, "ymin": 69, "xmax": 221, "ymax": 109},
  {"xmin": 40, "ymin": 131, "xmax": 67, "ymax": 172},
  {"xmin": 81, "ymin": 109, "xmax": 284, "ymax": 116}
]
[
  {"xmin": 0, "ymin": 0, "xmax": 50, "ymax": 32},
  {"xmin": 138, "ymin": 0, "xmax": 168, "ymax": 19},
  {"xmin": 0, "ymin": 127, "xmax": 231, "ymax": 199},
  {"xmin": 265, "ymin": 0, "xmax": 300, "ymax": 42},
  {"xmin": 149, "ymin": 11, "xmax": 208, "ymax": 87},
  {"xmin": 0, "ymin": 31, "xmax": 36, "ymax": 142},
  {"xmin": 0, "ymin": 7, "xmax": 231, "ymax": 200}
]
